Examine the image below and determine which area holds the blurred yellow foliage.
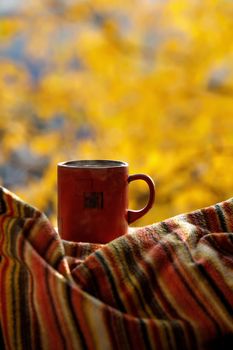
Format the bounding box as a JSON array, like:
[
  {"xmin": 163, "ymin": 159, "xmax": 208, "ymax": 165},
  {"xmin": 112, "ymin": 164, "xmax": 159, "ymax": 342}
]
[
  {"xmin": 0, "ymin": 0, "xmax": 232, "ymax": 228},
  {"xmin": 0, "ymin": 19, "xmax": 24, "ymax": 39}
]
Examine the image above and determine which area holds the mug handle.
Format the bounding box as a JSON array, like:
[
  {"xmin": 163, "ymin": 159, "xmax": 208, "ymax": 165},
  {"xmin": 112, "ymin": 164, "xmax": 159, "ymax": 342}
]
[{"xmin": 127, "ymin": 174, "xmax": 155, "ymax": 224}]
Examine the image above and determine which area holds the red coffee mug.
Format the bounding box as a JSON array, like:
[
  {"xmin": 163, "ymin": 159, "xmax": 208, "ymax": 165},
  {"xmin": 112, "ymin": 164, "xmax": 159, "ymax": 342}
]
[{"xmin": 57, "ymin": 160, "xmax": 155, "ymax": 243}]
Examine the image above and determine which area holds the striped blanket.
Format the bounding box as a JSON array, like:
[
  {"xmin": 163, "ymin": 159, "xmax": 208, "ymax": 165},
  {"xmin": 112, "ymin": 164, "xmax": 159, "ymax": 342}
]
[{"xmin": 0, "ymin": 186, "xmax": 232, "ymax": 350}]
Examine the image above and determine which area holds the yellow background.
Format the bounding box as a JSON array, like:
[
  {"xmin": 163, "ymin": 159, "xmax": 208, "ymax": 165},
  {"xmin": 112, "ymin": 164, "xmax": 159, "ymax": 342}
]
[{"xmin": 0, "ymin": 0, "xmax": 232, "ymax": 227}]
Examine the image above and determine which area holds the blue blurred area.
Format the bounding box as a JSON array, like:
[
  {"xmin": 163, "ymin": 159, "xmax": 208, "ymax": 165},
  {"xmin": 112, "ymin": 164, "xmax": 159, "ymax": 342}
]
[
  {"xmin": 0, "ymin": 35, "xmax": 46, "ymax": 83},
  {"xmin": 0, "ymin": 0, "xmax": 21, "ymax": 14}
]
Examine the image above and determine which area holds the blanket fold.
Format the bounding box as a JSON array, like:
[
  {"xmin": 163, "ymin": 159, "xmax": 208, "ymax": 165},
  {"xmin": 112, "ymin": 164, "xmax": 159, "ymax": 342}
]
[{"xmin": 0, "ymin": 186, "xmax": 232, "ymax": 349}]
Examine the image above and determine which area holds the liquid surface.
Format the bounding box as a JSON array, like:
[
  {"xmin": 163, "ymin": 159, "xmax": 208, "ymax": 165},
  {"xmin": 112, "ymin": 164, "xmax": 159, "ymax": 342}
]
[{"xmin": 61, "ymin": 160, "xmax": 127, "ymax": 168}]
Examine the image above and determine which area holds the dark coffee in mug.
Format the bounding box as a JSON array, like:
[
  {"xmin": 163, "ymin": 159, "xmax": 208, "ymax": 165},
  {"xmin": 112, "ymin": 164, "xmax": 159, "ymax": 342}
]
[{"xmin": 57, "ymin": 160, "xmax": 155, "ymax": 243}]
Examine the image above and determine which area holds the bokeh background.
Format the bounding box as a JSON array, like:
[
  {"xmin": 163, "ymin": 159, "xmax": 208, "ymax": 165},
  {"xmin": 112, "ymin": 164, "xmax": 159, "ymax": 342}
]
[{"xmin": 0, "ymin": 0, "xmax": 233, "ymax": 227}]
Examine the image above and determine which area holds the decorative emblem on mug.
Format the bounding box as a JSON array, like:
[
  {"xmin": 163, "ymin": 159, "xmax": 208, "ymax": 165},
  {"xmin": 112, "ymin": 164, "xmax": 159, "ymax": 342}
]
[{"xmin": 84, "ymin": 192, "xmax": 104, "ymax": 209}]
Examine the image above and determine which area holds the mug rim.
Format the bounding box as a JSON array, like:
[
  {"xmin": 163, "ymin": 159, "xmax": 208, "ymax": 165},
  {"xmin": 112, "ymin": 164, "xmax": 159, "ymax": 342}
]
[{"xmin": 58, "ymin": 159, "xmax": 128, "ymax": 169}]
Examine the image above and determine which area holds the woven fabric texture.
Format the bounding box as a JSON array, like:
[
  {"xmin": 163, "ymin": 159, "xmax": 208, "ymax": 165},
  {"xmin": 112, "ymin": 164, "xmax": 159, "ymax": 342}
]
[{"xmin": 0, "ymin": 186, "xmax": 233, "ymax": 349}]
